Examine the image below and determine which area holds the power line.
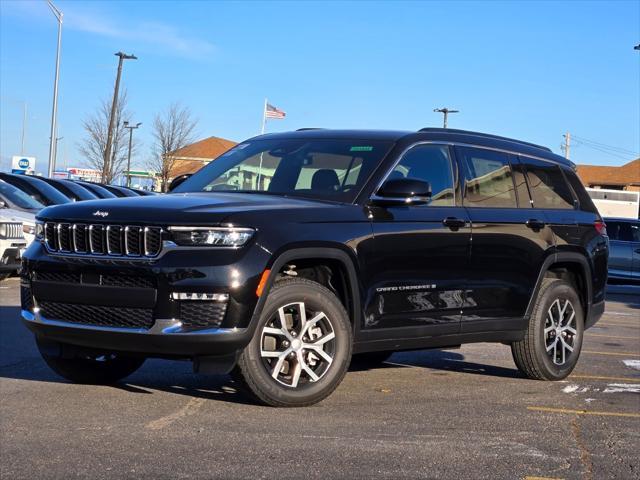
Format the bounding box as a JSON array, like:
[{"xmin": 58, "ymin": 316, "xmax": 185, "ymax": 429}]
[
  {"xmin": 572, "ymin": 140, "xmax": 637, "ymax": 161},
  {"xmin": 571, "ymin": 135, "xmax": 639, "ymax": 156}
]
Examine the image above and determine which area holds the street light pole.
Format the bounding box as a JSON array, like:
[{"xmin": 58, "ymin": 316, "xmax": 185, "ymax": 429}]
[
  {"xmin": 103, "ymin": 52, "xmax": 137, "ymax": 183},
  {"xmin": 433, "ymin": 107, "xmax": 459, "ymax": 128},
  {"xmin": 123, "ymin": 121, "xmax": 142, "ymax": 187},
  {"xmin": 46, "ymin": 0, "xmax": 63, "ymax": 178}
]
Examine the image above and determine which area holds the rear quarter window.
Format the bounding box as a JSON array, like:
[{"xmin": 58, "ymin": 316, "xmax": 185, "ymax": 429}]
[
  {"xmin": 521, "ymin": 157, "xmax": 575, "ymax": 210},
  {"xmin": 564, "ymin": 169, "xmax": 598, "ymax": 214}
]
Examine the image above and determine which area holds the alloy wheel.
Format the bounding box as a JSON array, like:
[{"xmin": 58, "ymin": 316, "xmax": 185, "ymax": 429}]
[
  {"xmin": 544, "ymin": 298, "xmax": 578, "ymax": 366},
  {"xmin": 260, "ymin": 302, "xmax": 336, "ymax": 388}
]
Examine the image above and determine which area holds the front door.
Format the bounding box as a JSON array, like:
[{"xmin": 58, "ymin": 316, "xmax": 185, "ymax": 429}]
[{"xmin": 364, "ymin": 144, "xmax": 470, "ymax": 336}]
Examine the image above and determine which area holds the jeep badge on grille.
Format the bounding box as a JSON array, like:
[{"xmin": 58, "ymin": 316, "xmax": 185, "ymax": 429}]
[{"xmin": 92, "ymin": 210, "xmax": 109, "ymax": 217}]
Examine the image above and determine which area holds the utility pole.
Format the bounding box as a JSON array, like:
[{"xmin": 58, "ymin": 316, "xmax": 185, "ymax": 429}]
[
  {"xmin": 21, "ymin": 102, "xmax": 27, "ymax": 155},
  {"xmin": 562, "ymin": 132, "xmax": 571, "ymax": 160},
  {"xmin": 46, "ymin": 0, "xmax": 63, "ymax": 178},
  {"xmin": 123, "ymin": 121, "xmax": 142, "ymax": 187},
  {"xmin": 103, "ymin": 51, "xmax": 137, "ymax": 183},
  {"xmin": 433, "ymin": 107, "xmax": 459, "ymax": 128}
]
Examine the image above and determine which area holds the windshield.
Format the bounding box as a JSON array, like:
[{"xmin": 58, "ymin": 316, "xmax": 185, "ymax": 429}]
[
  {"xmin": 0, "ymin": 181, "xmax": 44, "ymax": 210},
  {"xmin": 173, "ymin": 138, "xmax": 395, "ymax": 202}
]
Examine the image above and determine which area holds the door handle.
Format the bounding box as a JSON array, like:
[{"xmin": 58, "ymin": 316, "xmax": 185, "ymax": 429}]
[
  {"xmin": 443, "ymin": 217, "xmax": 466, "ymax": 231},
  {"xmin": 525, "ymin": 219, "xmax": 546, "ymax": 230}
]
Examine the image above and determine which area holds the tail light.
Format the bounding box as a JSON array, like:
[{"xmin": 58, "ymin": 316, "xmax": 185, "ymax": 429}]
[{"xmin": 594, "ymin": 220, "xmax": 607, "ymax": 235}]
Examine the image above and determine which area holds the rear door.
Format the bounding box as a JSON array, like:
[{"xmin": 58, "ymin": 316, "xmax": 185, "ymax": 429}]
[
  {"xmin": 456, "ymin": 147, "xmax": 554, "ymax": 333},
  {"xmin": 631, "ymin": 221, "xmax": 640, "ymax": 280},
  {"xmin": 606, "ymin": 220, "xmax": 635, "ymax": 281}
]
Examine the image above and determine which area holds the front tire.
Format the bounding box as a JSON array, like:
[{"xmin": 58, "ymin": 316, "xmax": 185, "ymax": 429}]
[
  {"xmin": 233, "ymin": 277, "xmax": 352, "ymax": 407},
  {"xmin": 511, "ymin": 278, "xmax": 584, "ymax": 380},
  {"xmin": 37, "ymin": 339, "xmax": 145, "ymax": 384}
]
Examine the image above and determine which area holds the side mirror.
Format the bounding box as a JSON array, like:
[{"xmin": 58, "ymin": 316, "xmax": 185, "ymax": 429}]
[
  {"xmin": 372, "ymin": 178, "xmax": 432, "ymax": 206},
  {"xmin": 168, "ymin": 174, "xmax": 192, "ymax": 192}
]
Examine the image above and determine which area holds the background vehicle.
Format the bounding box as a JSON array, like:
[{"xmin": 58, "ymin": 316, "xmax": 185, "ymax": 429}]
[
  {"xmin": 93, "ymin": 183, "xmax": 139, "ymax": 197},
  {"xmin": 0, "ymin": 173, "xmax": 71, "ymax": 206},
  {"xmin": 587, "ymin": 188, "xmax": 639, "ymax": 219},
  {"xmin": 0, "ymin": 180, "xmax": 44, "ymax": 213},
  {"xmin": 605, "ymin": 217, "xmax": 640, "ymax": 283},
  {"xmin": 37, "ymin": 177, "xmax": 99, "ymax": 202},
  {"xmin": 0, "ymin": 211, "xmax": 28, "ymax": 281},
  {"xmin": 72, "ymin": 181, "xmax": 118, "ymax": 199},
  {"xmin": 20, "ymin": 128, "xmax": 607, "ymax": 407}
]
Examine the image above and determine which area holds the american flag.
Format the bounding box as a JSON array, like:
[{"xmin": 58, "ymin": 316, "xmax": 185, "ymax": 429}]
[{"xmin": 265, "ymin": 103, "xmax": 286, "ymax": 119}]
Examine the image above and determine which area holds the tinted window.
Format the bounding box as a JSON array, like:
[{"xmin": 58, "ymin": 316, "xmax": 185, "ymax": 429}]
[
  {"xmin": 521, "ymin": 158, "xmax": 575, "ymax": 209},
  {"xmin": 175, "ymin": 139, "xmax": 394, "ymax": 203},
  {"xmin": 458, "ymin": 147, "xmax": 517, "ymax": 208},
  {"xmin": 564, "ymin": 169, "xmax": 598, "ymax": 214},
  {"xmin": 0, "ymin": 181, "xmax": 44, "ymax": 210},
  {"xmin": 607, "ymin": 221, "xmax": 640, "ymax": 242},
  {"xmin": 386, "ymin": 144, "xmax": 454, "ymax": 206}
]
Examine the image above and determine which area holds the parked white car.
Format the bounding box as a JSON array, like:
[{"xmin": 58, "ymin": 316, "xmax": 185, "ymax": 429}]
[{"xmin": 0, "ymin": 210, "xmax": 28, "ymax": 281}]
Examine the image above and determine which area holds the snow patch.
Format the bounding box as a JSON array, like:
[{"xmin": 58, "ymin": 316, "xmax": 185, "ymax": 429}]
[
  {"xmin": 603, "ymin": 383, "xmax": 640, "ymax": 394},
  {"xmin": 622, "ymin": 359, "xmax": 640, "ymax": 371}
]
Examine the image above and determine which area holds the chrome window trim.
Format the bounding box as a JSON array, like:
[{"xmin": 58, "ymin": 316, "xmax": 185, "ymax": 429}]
[{"xmin": 371, "ymin": 140, "xmax": 564, "ymax": 206}]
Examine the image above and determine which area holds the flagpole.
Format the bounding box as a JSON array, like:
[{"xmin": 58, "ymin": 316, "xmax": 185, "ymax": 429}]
[
  {"xmin": 257, "ymin": 98, "xmax": 267, "ymax": 189},
  {"xmin": 260, "ymin": 98, "xmax": 267, "ymax": 134}
]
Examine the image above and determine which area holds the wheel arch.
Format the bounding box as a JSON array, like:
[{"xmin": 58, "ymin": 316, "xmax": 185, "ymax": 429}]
[
  {"xmin": 249, "ymin": 247, "xmax": 362, "ymax": 334},
  {"xmin": 526, "ymin": 252, "xmax": 593, "ymax": 323}
]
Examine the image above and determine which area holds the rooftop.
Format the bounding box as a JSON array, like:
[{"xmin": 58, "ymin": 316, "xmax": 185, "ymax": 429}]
[{"xmin": 576, "ymin": 159, "xmax": 640, "ymax": 187}]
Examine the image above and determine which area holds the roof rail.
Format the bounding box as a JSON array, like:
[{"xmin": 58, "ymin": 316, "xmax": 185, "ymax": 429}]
[
  {"xmin": 296, "ymin": 128, "xmax": 325, "ymax": 131},
  {"xmin": 417, "ymin": 128, "xmax": 552, "ymax": 152}
]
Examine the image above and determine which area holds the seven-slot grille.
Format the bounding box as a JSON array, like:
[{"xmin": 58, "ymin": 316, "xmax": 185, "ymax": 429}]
[
  {"xmin": 44, "ymin": 222, "xmax": 162, "ymax": 257},
  {"xmin": 1, "ymin": 222, "xmax": 23, "ymax": 239}
]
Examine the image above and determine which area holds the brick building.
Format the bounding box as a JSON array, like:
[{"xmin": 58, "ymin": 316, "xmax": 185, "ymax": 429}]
[
  {"xmin": 575, "ymin": 158, "xmax": 640, "ymax": 192},
  {"xmin": 167, "ymin": 136, "xmax": 237, "ymax": 180}
]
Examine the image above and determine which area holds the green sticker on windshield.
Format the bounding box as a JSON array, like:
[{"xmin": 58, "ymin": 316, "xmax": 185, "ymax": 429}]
[{"xmin": 350, "ymin": 146, "xmax": 373, "ymax": 152}]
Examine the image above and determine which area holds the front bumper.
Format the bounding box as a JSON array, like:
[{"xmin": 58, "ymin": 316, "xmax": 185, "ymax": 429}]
[
  {"xmin": 19, "ymin": 240, "xmax": 272, "ymax": 357},
  {"xmin": 22, "ymin": 309, "xmax": 251, "ymax": 357}
]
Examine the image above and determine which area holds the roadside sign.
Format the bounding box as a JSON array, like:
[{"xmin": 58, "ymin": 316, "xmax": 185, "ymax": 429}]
[{"xmin": 11, "ymin": 156, "xmax": 36, "ymax": 172}]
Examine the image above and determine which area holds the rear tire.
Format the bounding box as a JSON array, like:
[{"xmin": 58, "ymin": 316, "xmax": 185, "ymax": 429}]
[
  {"xmin": 511, "ymin": 278, "xmax": 584, "ymax": 380},
  {"xmin": 232, "ymin": 277, "xmax": 352, "ymax": 407},
  {"xmin": 37, "ymin": 339, "xmax": 145, "ymax": 384}
]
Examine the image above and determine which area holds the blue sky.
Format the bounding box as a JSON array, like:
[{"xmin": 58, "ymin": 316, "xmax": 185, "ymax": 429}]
[{"xmin": 1, "ymin": 0, "xmax": 638, "ymax": 174}]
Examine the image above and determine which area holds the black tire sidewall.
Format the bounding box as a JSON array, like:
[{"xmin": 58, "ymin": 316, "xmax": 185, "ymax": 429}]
[
  {"xmin": 533, "ymin": 280, "xmax": 584, "ymax": 379},
  {"xmin": 241, "ymin": 279, "xmax": 352, "ymax": 405}
]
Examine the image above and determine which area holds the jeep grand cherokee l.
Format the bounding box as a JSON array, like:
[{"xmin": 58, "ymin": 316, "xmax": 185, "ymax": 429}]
[{"xmin": 20, "ymin": 128, "xmax": 608, "ymax": 407}]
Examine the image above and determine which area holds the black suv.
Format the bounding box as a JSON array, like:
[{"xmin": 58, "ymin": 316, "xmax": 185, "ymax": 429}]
[{"xmin": 20, "ymin": 128, "xmax": 608, "ymax": 407}]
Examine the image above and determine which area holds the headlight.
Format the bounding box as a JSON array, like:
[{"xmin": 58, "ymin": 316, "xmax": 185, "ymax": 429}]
[
  {"xmin": 34, "ymin": 221, "xmax": 44, "ymax": 240},
  {"xmin": 168, "ymin": 226, "xmax": 255, "ymax": 247},
  {"xmin": 23, "ymin": 224, "xmax": 36, "ymax": 236}
]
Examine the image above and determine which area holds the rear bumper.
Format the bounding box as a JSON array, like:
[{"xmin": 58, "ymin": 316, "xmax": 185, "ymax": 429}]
[
  {"xmin": 21, "ymin": 309, "xmax": 252, "ymax": 357},
  {"xmin": 585, "ymin": 299, "xmax": 605, "ymax": 329}
]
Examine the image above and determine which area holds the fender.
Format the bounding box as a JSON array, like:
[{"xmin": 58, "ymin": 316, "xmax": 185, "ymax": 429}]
[
  {"xmin": 247, "ymin": 247, "xmax": 362, "ymax": 336},
  {"xmin": 525, "ymin": 251, "xmax": 595, "ymax": 324}
]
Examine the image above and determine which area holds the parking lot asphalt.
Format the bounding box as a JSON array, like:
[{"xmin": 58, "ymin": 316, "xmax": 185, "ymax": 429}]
[{"xmin": 0, "ymin": 277, "xmax": 638, "ymax": 480}]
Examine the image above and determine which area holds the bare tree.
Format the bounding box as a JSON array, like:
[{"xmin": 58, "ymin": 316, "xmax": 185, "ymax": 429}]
[
  {"xmin": 149, "ymin": 102, "xmax": 198, "ymax": 192},
  {"xmin": 78, "ymin": 91, "xmax": 137, "ymax": 183},
  {"xmin": 150, "ymin": 102, "xmax": 198, "ymax": 192}
]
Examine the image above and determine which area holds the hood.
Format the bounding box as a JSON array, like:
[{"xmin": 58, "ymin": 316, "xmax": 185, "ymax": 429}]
[
  {"xmin": 1, "ymin": 208, "xmax": 36, "ymax": 225},
  {"xmin": 37, "ymin": 192, "xmax": 335, "ymax": 225}
]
